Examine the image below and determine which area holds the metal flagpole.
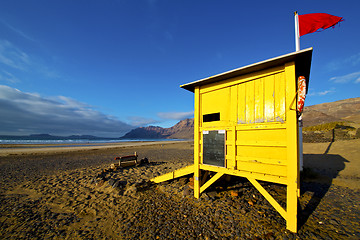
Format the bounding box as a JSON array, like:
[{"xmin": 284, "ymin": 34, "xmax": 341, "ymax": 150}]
[
  {"xmin": 294, "ymin": 11, "xmax": 303, "ymax": 171},
  {"xmin": 295, "ymin": 11, "xmax": 300, "ymax": 51}
]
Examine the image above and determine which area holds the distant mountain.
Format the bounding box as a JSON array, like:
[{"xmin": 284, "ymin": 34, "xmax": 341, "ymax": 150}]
[
  {"xmin": 303, "ymin": 97, "xmax": 360, "ymax": 127},
  {"xmin": 121, "ymin": 126, "xmax": 168, "ymax": 139},
  {"xmin": 167, "ymin": 118, "xmax": 194, "ymax": 139},
  {"xmin": 121, "ymin": 118, "xmax": 194, "ymax": 139}
]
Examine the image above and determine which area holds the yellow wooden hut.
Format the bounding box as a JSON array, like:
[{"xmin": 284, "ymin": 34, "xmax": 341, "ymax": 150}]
[{"xmin": 152, "ymin": 47, "xmax": 313, "ymax": 232}]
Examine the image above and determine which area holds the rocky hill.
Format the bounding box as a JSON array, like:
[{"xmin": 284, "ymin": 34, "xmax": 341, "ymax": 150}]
[
  {"xmin": 303, "ymin": 97, "xmax": 360, "ymax": 127},
  {"xmin": 121, "ymin": 118, "xmax": 194, "ymax": 139},
  {"xmin": 302, "ymin": 97, "xmax": 360, "ymax": 142}
]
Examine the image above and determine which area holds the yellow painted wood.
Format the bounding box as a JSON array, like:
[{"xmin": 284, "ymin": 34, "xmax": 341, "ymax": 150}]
[
  {"xmin": 200, "ymin": 126, "xmax": 233, "ymax": 132},
  {"xmin": 235, "ymin": 122, "xmax": 286, "ymax": 130},
  {"xmin": 254, "ymin": 77, "xmax": 264, "ymax": 123},
  {"xmin": 236, "ymin": 140, "xmax": 286, "ymax": 147},
  {"xmin": 264, "ymin": 75, "xmax": 275, "ymax": 122},
  {"xmin": 274, "ymin": 71, "xmax": 286, "ymax": 122},
  {"xmin": 231, "ymin": 126, "xmax": 237, "ymax": 169},
  {"xmin": 236, "ymin": 161, "xmax": 287, "ymax": 177},
  {"xmin": 233, "ymin": 71, "xmax": 286, "ymax": 126},
  {"xmin": 247, "ymin": 177, "xmax": 287, "ymax": 220},
  {"xmin": 230, "ymin": 85, "xmax": 238, "ymax": 124},
  {"xmin": 245, "ymin": 80, "xmax": 255, "ymax": 123},
  {"xmin": 237, "ymin": 128, "xmax": 286, "ymax": 140},
  {"xmin": 237, "ymin": 83, "xmax": 246, "ymax": 124},
  {"xmin": 200, "ymin": 164, "xmax": 287, "ymax": 185},
  {"xmin": 194, "ymin": 87, "xmax": 201, "ymax": 199},
  {"xmin": 225, "ymin": 128, "xmax": 236, "ymax": 169},
  {"xmin": 201, "ymin": 87, "xmax": 231, "ymax": 124},
  {"xmin": 236, "ymin": 128, "xmax": 287, "ymax": 147},
  {"xmin": 236, "ymin": 145, "xmax": 287, "ymax": 162},
  {"xmin": 151, "ymin": 165, "xmax": 194, "ymax": 183},
  {"xmin": 285, "ymin": 61, "xmax": 299, "ymax": 233},
  {"xmin": 200, "ymin": 172, "xmax": 224, "ymax": 194},
  {"xmin": 226, "ymin": 129, "xmax": 234, "ymax": 142},
  {"xmin": 236, "ymin": 156, "xmax": 286, "ymax": 166},
  {"xmin": 199, "ymin": 67, "xmax": 284, "ymax": 94},
  {"xmin": 229, "ymin": 86, "xmax": 237, "ymax": 168}
]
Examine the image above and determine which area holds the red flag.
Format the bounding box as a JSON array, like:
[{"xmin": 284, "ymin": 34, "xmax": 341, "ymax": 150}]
[{"xmin": 299, "ymin": 13, "xmax": 343, "ymax": 36}]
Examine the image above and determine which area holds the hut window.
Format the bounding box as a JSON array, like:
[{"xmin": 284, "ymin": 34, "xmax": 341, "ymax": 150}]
[
  {"xmin": 203, "ymin": 130, "xmax": 225, "ymax": 167},
  {"xmin": 203, "ymin": 113, "xmax": 220, "ymax": 122}
]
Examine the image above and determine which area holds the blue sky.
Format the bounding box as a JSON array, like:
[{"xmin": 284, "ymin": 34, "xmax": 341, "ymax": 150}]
[{"xmin": 0, "ymin": 0, "xmax": 359, "ymax": 137}]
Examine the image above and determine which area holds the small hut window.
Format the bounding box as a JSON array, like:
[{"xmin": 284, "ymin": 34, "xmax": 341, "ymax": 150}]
[
  {"xmin": 203, "ymin": 113, "xmax": 220, "ymax": 122},
  {"xmin": 203, "ymin": 130, "xmax": 225, "ymax": 167}
]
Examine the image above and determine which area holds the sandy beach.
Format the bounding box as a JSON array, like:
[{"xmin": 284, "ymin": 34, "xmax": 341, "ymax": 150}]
[
  {"xmin": 0, "ymin": 140, "xmax": 359, "ymax": 239},
  {"xmin": 0, "ymin": 140, "xmax": 183, "ymax": 157}
]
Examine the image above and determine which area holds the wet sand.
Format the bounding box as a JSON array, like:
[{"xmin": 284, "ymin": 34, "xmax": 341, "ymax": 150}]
[{"xmin": 0, "ymin": 140, "xmax": 359, "ymax": 239}]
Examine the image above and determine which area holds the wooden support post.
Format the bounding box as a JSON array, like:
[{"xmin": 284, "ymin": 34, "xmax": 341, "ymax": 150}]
[
  {"xmin": 248, "ymin": 177, "xmax": 287, "ymax": 219},
  {"xmin": 285, "ymin": 61, "xmax": 299, "ymax": 233},
  {"xmin": 150, "ymin": 165, "xmax": 194, "ymax": 183},
  {"xmin": 200, "ymin": 172, "xmax": 224, "ymax": 194},
  {"xmin": 194, "ymin": 87, "xmax": 201, "ymax": 199},
  {"xmin": 230, "ymin": 86, "xmax": 238, "ymax": 170}
]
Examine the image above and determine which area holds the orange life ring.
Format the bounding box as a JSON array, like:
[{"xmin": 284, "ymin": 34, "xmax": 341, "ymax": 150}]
[{"xmin": 297, "ymin": 76, "xmax": 306, "ymax": 114}]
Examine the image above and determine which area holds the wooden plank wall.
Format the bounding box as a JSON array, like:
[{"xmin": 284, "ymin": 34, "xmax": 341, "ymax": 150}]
[{"xmin": 199, "ymin": 66, "xmax": 290, "ymax": 183}]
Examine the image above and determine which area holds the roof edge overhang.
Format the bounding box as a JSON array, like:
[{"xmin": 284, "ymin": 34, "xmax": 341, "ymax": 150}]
[{"xmin": 180, "ymin": 47, "xmax": 313, "ymax": 93}]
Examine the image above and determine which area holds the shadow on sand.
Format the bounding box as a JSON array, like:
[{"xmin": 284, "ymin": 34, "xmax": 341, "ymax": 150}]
[{"xmin": 299, "ymin": 141, "xmax": 349, "ymax": 228}]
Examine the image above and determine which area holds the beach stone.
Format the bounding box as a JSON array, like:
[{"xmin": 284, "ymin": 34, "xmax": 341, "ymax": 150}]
[
  {"xmin": 178, "ymin": 177, "xmax": 188, "ymax": 186},
  {"xmin": 207, "ymin": 191, "xmax": 217, "ymax": 199},
  {"xmin": 140, "ymin": 158, "xmax": 149, "ymax": 165},
  {"xmin": 329, "ymin": 219, "xmax": 339, "ymax": 225},
  {"xmin": 112, "ymin": 180, "xmax": 121, "ymax": 188},
  {"xmin": 188, "ymin": 177, "xmax": 194, "ymax": 189},
  {"xmin": 183, "ymin": 185, "xmax": 191, "ymax": 197},
  {"xmin": 202, "ymin": 193, "xmax": 210, "ymax": 201},
  {"xmin": 108, "ymin": 178, "xmax": 116, "ymax": 187},
  {"xmin": 135, "ymin": 179, "xmax": 146, "ymax": 187},
  {"xmin": 230, "ymin": 190, "xmax": 239, "ymax": 197},
  {"xmin": 90, "ymin": 177, "xmax": 97, "ymax": 184},
  {"xmin": 124, "ymin": 185, "xmax": 137, "ymax": 197},
  {"xmin": 96, "ymin": 180, "xmax": 105, "ymax": 187}
]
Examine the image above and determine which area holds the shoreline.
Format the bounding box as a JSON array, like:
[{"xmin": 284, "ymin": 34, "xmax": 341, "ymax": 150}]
[{"xmin": 0, "ymin": 140, "xmax": 192, "ymax": 157}]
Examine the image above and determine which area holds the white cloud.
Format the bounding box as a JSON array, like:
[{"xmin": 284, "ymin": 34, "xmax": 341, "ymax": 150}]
[
  {"xmin": 0, "ymin": 71, "xmax": 19, "ymax": 83},
  {"xmin": 0, "ymin": 39, "xmax": 30, "ymax": 70},
  {"xmin": 56, "ymin": 95, "xmax": 91, "ymax": 109},
  {"xmin": 0, "ymin": 85, "xmax": 134, "ymax": 137},
  {"xmin": 330, "ymin": 71, "xmax": 360, "ymax": 84},
  {"xmin": 0, "ymin": 20, "xmax": 36, "ymax": 42},
  {"xmin": 157, "ymin": 111, "xmax": 194, "ymax": 120},
  {"xmin": 307, "ymin": 88, "xmax": 335, "ymax": 97},
  {"xmin": 327, "ymin": 52, "xmax": 360, "ymax": 71},
  {"xmin": 0, "ymin": 39, "xmax": 60, "ymax": 81}
]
